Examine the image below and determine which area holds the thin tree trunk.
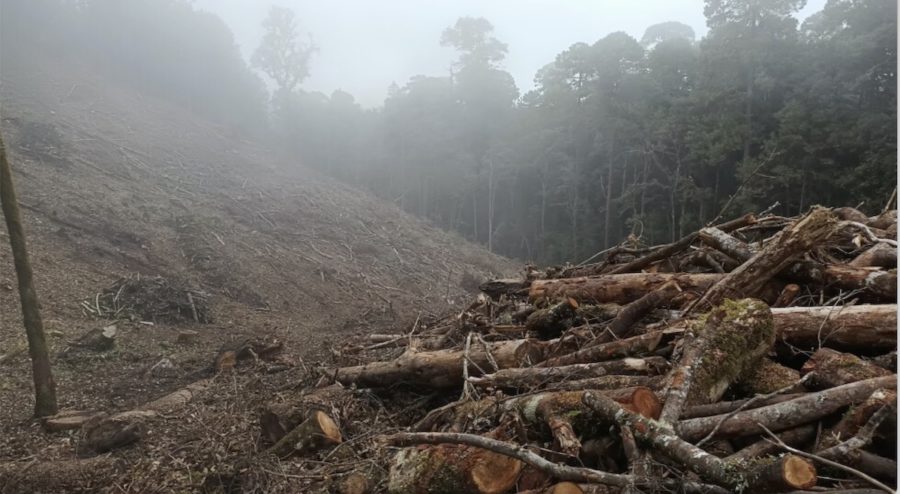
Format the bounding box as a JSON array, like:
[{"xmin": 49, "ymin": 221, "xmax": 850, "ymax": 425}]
[{"xmin": 0, "ymin": 132, "xmax": 58, "ymax": 417}]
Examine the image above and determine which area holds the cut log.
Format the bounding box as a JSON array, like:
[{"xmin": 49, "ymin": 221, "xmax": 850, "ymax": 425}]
[
  {"xmin": 267, "ymin": 410, "xmax": 342, "ymax": 457},
  {"xmin": 818, "ymin": 389, "xmax": 896, "ymax": 450},
  {"xmin": 529, "ymin": 273, "xmax": 720, "ymax": 305},
  {"xmin": 387, "ymin": 434, "xmax": 524, "ymax": 494},
  {"xmin": 80, "ymin": 378, "xmax": 211, "ymax": 453},
  {"xmin": 773, "ymin": 283, "xmax": 801, "ymax": 307},
  {"xmin": 659, "ymin": 298, "xmax": 775, "ymax": 424},
  {"xmin": 583, "ymin": 391, "xmax": 816, "ymax": 491},
  {"xmin": 332, "ymin": 338, "xmax": 546, "ymax": 388},
  {"xmin": 537, "ymin": 331, "xmax": 664, "ymax": 368},
  {"xmin": 683, "ymin": 393, "xmax": 806, "ymax": 419},
  {"xmin": 738, "ymin": 358, "xmax": 803, "ymax": 395},
  {"xmin": 726, "ymin": 425, "xmax": 817, "ymax": 463},
  {"xmin": 260, "ymin": 384, "xmax": 349, "ymax": 444},
  {"xmin": 468, "ymin": 357, "xmax": 668, "ymax": 390},
  {"xmin": 589, "ymin": 281, "xmax": 682, "ymax": 346},
  {"xmin": 546, "ymin": 375, "xmax": 664, "ymax": 392},
  {"xmin": 850, "ymin": 243, "xmax": 897, "ymax": 268},
  {"xmin": 691, "ymin": 207, "xmax": 837, "ymax": 310},
  {"xmin": 69, "ymin": 324, "xmax": 117, "ymax": 352},
  {"xmin": 771, "ymin": 304, "xmax": 896, "ymax": 351},
  {"xmin": 800, "ymin": 348, "xmax": 893, "ymax": 390},
  {"xmin": 677, "ymin": 375, "xmax": 896, "ymax": 441}
]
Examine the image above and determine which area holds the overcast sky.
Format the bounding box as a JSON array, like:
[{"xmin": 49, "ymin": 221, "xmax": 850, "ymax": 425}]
[{"xmin": 194, "ymin": 0, "xmax": 827, "ymax": 107}]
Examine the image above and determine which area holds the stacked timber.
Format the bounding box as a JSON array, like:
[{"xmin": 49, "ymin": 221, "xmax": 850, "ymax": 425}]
[{"xmin": 273, "ymin": 206, "xmax": 898, "ymax": 493}]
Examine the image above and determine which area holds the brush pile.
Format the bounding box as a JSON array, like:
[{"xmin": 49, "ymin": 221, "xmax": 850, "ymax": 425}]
[
  {"xmin": 81, "ymin": 274, "xmax": 211, "ymax": 324},
  {"xmin": 267, "ymin": 206, "xmax": 897, "ymax": 494}
]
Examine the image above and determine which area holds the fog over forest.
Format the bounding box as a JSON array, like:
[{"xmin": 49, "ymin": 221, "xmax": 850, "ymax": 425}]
[{"xmin": 2, "ymin": 0, "xmax": 895, "ymax": 264}]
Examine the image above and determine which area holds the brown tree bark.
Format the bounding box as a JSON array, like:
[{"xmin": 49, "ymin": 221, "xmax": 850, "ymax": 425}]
[
  {"xmin": 468, "ymin": 357, "xmax": 668, "ymax": 390},
  {"xmin": 772, "ymin": 305, "xmax": 895, "ymax": 351},
  {"xmin": 0, "ymin": 132, "xmax": 57, "ymax": 417},
  {"xmin": 677, "ymin": 375, "xmax": 896, "ymax": 441},
  {"xmin": 849, "ymin": 243, "xmax": 897, "ymax": 268},
  {"xmin": 267, "ymin": 410, "xmax": 342, "ymax": 457},
  {"xmin": 529, "ymin": 273, "xmax": 720, "ymax": 305},
  {"xmin": 332, "ymin": 339, "xmax": 546, "ymax": 388},
  {"xmin": 726, "ymin": 425, "xmax": 817, "ymax": 463},
  {"xmin": 818, "ymin": 389, "xmax": 896, "ymax": 450},
  {"xmin": 801, "ymin": 348, "xmax": 893, "ymax": 390},
  {"xmin": 691, "ymin": 207, "xmax": 837, "ymax": 310},
  {"xmin": 537, "ymin": 331, "xmax": 665, "ymax": 368},
  {"xmin": 738, "ymin": 358, "xmax": 803, "ymax": 395}
]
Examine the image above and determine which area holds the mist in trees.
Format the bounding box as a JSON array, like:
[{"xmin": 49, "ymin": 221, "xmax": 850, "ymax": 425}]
[{"xmin": 2, "ymin": 0, "xmax": 895, "ymax": 264}]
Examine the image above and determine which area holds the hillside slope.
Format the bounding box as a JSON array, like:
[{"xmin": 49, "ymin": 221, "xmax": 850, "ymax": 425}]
[{"xmin": 0, "ymin": 47, "xmax": 516, "ymax": 470}]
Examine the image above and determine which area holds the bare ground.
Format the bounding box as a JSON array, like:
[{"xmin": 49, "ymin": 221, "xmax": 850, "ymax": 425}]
[{"xmin": 0, "ymin": 48, "xmax": 517, "ymax": 492}]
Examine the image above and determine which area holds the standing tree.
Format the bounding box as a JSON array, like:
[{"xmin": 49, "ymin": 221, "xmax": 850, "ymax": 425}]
[
  {"xmin": 251, "ymin": 5, "xmax": 315, "ymax": 95},
  {"xmin": 0, "ymin": 132, "xmax": 58, "ymax": 417}
]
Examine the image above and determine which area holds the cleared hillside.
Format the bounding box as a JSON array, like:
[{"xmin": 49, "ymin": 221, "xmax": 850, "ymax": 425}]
[{"xmin": 0, "ymin": 47, "xmax": 516, "ymax": 480}]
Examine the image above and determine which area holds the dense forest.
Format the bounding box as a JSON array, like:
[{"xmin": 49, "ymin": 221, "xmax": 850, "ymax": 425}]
[{"xmin": 3, "ymin": 0, "xmax": 896, "ymax": 263}]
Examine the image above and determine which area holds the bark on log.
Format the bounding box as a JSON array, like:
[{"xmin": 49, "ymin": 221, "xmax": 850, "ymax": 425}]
[
  {"xmin": 480, "ymin": 278, "xmax": 529, "ymax": 299},
  {"xmin": 468, "ymin": 357, "xmax": 668, "ymax": 390},
  {"xmin": 537, "ymin": 331, "xmax": 664, "ymax": 368},
  {"xmin": 529, "ymin": 273, "xmax": 720, "ymax": 305},
  {"xmin": 850, "ymin": 243, "xmax": 897, "ymax": 268},
  {"xmin": 818, "ymin": 389, "xmax": 896, "ymax": 450},
  {"xmin": 770, "ymin": 305, "xmax": 896, "ymax": 351},
  {"xmin": 546, "ymin": 375, "xmax": 664, "ymax": 392},
  {"xmin": 800, "ymin": 348, "xmax": 893, "ymax": 390},
  {"xmin": 738, "ymin": 358, "xmax": 803, "ymax": 395},
  {"xmin": 677, "ymin": 375, "xmax": 896, "ymax": 441},
  {"xmin": 583, "ymin": 391, "xmax": 816, "ymax": 491},
  {"xmin": 683, "ymin": 393, "xmax": 806, "ymax": 419},
  {"xmin": 42, "ymin": 409, "xmax": 103, "ymax": 432},
  {"xmin": 774, "ymin": 283, "xmax": 801, "ymax": 307},
  {"xmin": 387, "ymin": 434, "xmax": 524, "ymax": 494},
  {"xmin": 267, "ymin": 410, "xmax": 342, "ymax": 457},
  {"xmin": 80, "ymin": 378, "xmax": 211, "ymax": 453},
  {"xmin": 332, "ymin": 339, "xmax": 546, "ymax": 388},
  {"xmin": 692, "ymin": 207, "xmax": 837, "ymax": 310},
  {"xmin": 659, "ymin": 298, "xmax": 775, "ymax": 424},
  {"xmin": 260, "ymin": 384, "xmax": 349, "ymax": 444},
  {"xmin": 589, "ymin": 281, "xmax": 682, "ymax": 346},
  {"xmin": 726, "ymin": 425, "xmax": 817, "ymax": 463}
]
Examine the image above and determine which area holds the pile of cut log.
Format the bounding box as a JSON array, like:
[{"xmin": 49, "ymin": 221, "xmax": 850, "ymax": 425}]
[{"xmin": 268, "ymin": 206, "xmax": 897, "ymax": 494}]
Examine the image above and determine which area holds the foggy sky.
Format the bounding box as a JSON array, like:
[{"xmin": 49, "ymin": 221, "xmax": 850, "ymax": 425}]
[{"xmin": 194, "ymin": 0, "xmax": 827, "ymax": 107}]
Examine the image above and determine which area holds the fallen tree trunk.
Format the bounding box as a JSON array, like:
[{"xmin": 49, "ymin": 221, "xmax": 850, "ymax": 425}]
[
  {"xmin": 817, "ymin": 389, "xmax": 896, "ymax": 450},
  {"xmin": 682, "ymin": 393, "xmax": 806, "ymax": 419},
  {"xmin": 677, "ymin": 375, "xmax": 896, "ymax": 441},
  {"xmin": 468, "ymin": 357, "xmax": 668, "ymax": 390},
  {"xmin": 537, "ymin": 331, "xmax": 665, "ymax": 368},
  {"xmin": 739, "ymin": 358, "xmax": 804, "ymax": 395},
  {"xmin": 691, "ymin": 207, "xmax": 837, "ymax": 310},
  {"xmin": 726, "ymin": 425, "xmax": 817, "ymax": 463},
  {"xmin": 525, "ymin": 298, "xmax": 579, "ymax": 338},
  {"xmin": 332, "ymin": 339, "xmax": 546, "ymax": 388},
  {"xmin": 529, "ymin": 273, "xmax": 721, "ymax": 305},
  {"xmin": 850, "ymin": 243, "xmax": 897, "ymax": 268},
  {"xmin": 659, "ymin": 298, "xmax": 775, "ymax": 424}
]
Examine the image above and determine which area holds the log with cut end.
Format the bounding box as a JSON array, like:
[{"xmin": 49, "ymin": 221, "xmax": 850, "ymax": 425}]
[
  {"xmin": 677, "ymin": 375, "xmax": 896, "ymax": 441},
  {"xmin": 692, "ymin": 207, "xmax": 837, "ymax": 310},
  {"xmin": 659, "ymin": 298, "xmax": 775, "ymax": 424},
  {"xmin": 538, "ymin": 331, "xmax": 664, "ymax": 368},
  {"xmin": 332, "ymin": 338, "xmax": 546, "ymax": 388},
  {"xmin": 529, "ymin": 273, "xmax": 720, "ymax": 305},
  {"xmin": 468, "ymin": 357, "xmax": 668, "ymax": 390},
  {"xmin": 583, "ymin": 391, "xmax": 816, "ymax": 491},
  {"xmin": 260, "ymin": 384, "xmax": 349, "ymax": 444},
  {"xmin": 42, "ymin": 409, "xmax": 103, "ymax": 432},
  {"xmin": 801, "ymin": 348, "xmax": 893, "ymax": 390},
  {"xmin": 267, "ymin": 410, "xmax": 342, "ymax": 457},
  {"xmin": 387, "ymin": 437, "xmax": 524, "ymax": 494}
]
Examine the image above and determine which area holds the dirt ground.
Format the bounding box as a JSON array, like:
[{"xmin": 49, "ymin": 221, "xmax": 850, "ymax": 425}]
[{"xmin": 0, "ymin": 47, "xmax": 517, "ymax": 492}]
